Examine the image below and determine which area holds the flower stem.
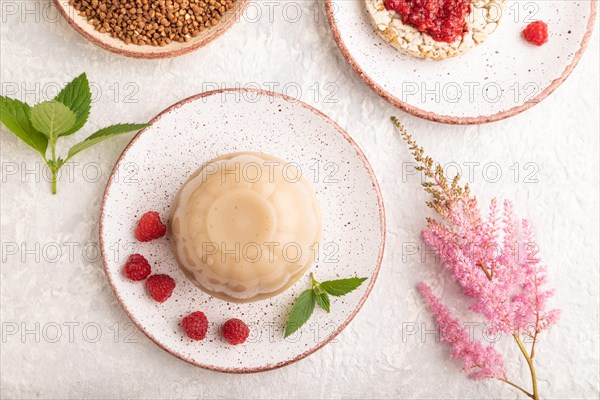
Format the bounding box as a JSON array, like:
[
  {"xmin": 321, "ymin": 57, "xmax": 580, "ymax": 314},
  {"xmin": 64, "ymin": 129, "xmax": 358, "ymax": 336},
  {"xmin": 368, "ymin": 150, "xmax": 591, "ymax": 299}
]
[
  {"xmin": 530, "ymin": 331, "xmax": 539, "ymax": 359},
  {"xmin": 499, "ymin": 378, "xmax": 534, "ymax": 399},
  {"xmin": 478, "ymin": 261, "xmax": 493, "ymax": 281},
  {"xmin": 514, "ymin": 333, "xmax": 539, "ymax": 400}
]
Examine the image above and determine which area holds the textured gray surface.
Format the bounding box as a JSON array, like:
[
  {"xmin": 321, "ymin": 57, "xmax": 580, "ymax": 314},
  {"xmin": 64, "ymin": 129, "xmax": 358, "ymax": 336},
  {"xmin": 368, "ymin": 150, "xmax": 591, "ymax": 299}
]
[{"xmin": 0, "ymin": 1, "xmax": 599, "ymax": 399}]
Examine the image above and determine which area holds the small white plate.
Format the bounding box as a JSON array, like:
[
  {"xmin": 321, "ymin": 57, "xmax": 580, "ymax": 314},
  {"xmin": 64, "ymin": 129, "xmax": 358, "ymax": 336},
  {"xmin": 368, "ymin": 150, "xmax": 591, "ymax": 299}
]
[
  {"xmin": 99, "ymin": 89, "xmax": 385, "ymax": 372},
  {"xmin": 54, "ymin": 0, "xmax": 248, "ymax": 59},
  {"xmin": 326, "ymin": 0, "xmax": 596, "ymax": 124}
]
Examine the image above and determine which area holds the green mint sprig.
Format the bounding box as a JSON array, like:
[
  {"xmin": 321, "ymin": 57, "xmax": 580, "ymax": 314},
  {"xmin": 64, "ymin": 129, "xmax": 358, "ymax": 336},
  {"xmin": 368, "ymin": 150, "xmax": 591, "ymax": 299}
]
[
  {"xmin": 284, "ymin": 273, "xmax": 367, "ymax": 338},
  {"xmin": 0, "ymin": 73, "xmax": 150, "ymax": 194}
]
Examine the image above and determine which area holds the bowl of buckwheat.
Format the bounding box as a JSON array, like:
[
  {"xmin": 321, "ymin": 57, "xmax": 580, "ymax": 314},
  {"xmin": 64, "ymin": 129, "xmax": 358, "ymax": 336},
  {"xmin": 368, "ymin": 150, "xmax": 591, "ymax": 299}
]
[{"xmin": 54, "ymin": 0, "xmax": 248, "ymax": 58}]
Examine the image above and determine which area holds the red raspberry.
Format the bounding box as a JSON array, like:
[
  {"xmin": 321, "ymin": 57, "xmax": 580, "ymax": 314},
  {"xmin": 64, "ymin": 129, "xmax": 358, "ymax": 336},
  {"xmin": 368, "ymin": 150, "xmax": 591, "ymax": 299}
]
[
  {"xmin": 135, "ymin": 211, "xmax": 166, "ymax": 242},
  {"xmin": 146, "ymin": 274, "xmax": 176, "ymax": 302},
  {"xmin": 221, "ymin": 318, "xmax": 250, "ymax": 345},
  {"xmin": 123, "ymin": 254, "xmax": 151, "ymax": 281},
  {"xmin": 182, "ymin": 312, "xmax": 209, "ymax": 340},
  {"xmin": 522, "ymin": 21, "xmax": 548, "ymax": 46}
]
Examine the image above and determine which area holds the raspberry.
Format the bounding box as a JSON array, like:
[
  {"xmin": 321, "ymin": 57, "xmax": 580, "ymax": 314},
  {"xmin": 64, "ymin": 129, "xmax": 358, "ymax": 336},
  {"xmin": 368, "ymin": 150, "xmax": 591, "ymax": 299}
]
[
  {"xmin": 146, "ymin": 274, "xmax": 176, "ymax": 302},
  {"xmin": 135, "ymin": 211, "xmax": 167, "ymax": 242},
  {"xmin": 182, "ymin": 311, "xmax": 209, "ymax": 340},
  {"xmin": 123, "ymin": 254, "xmax": 151, "ymax": 281},
  {"xmin": 522, "ymin": 21, "xmax": 548, "ymax": 46},
  {"xmin": 221, "ymin": 318, "xmax": 250, "ymax": 345}
]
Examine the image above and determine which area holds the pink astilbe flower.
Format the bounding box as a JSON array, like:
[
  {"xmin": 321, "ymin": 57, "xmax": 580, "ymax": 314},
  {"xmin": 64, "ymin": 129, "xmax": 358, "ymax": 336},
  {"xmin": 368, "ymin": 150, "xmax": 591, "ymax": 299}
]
[
  {"xmin": 422, "ymin": 198, "xmax": 560, "ymax": 336},
  {"xmin": 511, "ymin": 219, "xmax": 561, "ymax": 340},
  {"xmin": 417, "ymin": 282, "xmax": 507, "ymax": 380},
  {"xmin": 394, "ymin": 118, "xmax": 560, "ymax": 400}
]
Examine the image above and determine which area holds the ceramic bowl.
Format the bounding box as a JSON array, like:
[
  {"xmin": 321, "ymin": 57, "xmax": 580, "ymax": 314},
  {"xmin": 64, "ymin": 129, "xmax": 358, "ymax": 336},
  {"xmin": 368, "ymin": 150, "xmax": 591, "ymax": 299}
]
[
  {"xmin": 99, "ymin": 88, "xmax": 386, "ymax": 372},
  {"xmin": 54, "ymin": 0, "xmax": 249, "ymax": 59},
  {"xmin": 326, "ymin": 0, "xmax": 597, "ymax": 124}
]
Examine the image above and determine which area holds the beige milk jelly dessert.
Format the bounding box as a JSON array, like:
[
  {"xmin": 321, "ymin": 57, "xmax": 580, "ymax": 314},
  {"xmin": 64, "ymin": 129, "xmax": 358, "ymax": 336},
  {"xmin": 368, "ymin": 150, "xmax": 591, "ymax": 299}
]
[{"xmin": 169, "ymin": 152, "xmax": 322, "ymax": 302}]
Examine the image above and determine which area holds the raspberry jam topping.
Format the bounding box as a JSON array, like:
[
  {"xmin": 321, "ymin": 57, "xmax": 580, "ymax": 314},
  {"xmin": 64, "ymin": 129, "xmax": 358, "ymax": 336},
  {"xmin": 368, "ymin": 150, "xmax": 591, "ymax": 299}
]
[
  {"xmin": 384, "ymin": 0, "xmax": 472, "ymax": 43},
  {"xmin": 522, "ymin": 21, "xmax": 549, "ymax": 46}
]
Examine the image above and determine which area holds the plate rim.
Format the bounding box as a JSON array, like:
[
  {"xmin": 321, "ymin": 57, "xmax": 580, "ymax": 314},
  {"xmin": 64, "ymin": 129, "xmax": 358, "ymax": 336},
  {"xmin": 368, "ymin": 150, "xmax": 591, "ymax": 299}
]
[
  {"xmin": 325, "ymin": 0, "xmax": 597, "ymax": 125},
  {"xmin": 98, "ymin": 88, "xmax": 387, "ymax": 373},
  {"xmin": 53, "ymin": 0, "xmax": 249, "ymax": 59}
]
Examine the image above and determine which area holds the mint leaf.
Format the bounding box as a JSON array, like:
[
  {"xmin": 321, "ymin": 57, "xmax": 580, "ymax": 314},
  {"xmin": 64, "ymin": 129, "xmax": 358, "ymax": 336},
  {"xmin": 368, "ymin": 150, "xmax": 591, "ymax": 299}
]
[
  {"xmin": 320, "ymin": 277, "xmax": 368, "ymax": 297},
  {"xmin": 29, "ymin": 101, "xmax": 76, "ymax": 141},
  {"xmin": 66, "ymin": 123, "xmax": 149, "ymax": 161},
  {"xmin": 283, "ymin": 274, "xmax": 367, "ymax": 338},
  {"xmin": 2, "ymin": 73, "xmax": 149, "ymax": 195},
  {"xmin": 315, "ymin": 291, "xmax": 330, "ymax": 313},
  {"xmin": 284, "ymin": 289, "xmax": 316, "ymax": 338},
  {"xmin": 55, "ymin": 73, "xmax": 91, "ymax": 136},
  {"xmin": 0, "ymin": 96, "xmax": 48, "ymax": 156}
]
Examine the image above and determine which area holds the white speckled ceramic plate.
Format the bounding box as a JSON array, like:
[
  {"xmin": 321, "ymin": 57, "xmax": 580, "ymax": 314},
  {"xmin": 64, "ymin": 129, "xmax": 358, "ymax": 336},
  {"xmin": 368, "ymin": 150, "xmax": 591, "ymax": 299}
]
[
  {"xmin": 326, "ymin": 0, "xmax": 596, "ymax": 124},
  {"xmin": 53, "ymin": 0, "xmax": 248, "ymax": 59},
  {"xmin": 99, "ymin": 89, "xmax": 385, "ymax": 372}
]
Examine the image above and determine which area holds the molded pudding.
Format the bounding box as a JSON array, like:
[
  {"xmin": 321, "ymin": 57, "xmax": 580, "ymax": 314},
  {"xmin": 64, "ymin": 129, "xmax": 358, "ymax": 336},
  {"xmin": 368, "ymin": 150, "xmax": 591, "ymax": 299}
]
[{"xmin": 169, "ymin": 152, "xmax": 321, "ymax": 302}]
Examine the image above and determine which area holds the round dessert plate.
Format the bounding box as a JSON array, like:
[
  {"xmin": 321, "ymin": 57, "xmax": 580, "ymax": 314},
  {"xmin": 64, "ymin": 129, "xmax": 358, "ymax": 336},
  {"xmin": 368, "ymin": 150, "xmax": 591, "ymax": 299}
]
[
  {"xmin": 326, "ymin": 0, "xmax": 596, "ymax": 124},
  {"xmin": 53, "ymin": 0, "xmax": 248, "ymax": 59},
  {"xmin": 99, "ymin": 89, "xmax": 385, "ymax": 372}
]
